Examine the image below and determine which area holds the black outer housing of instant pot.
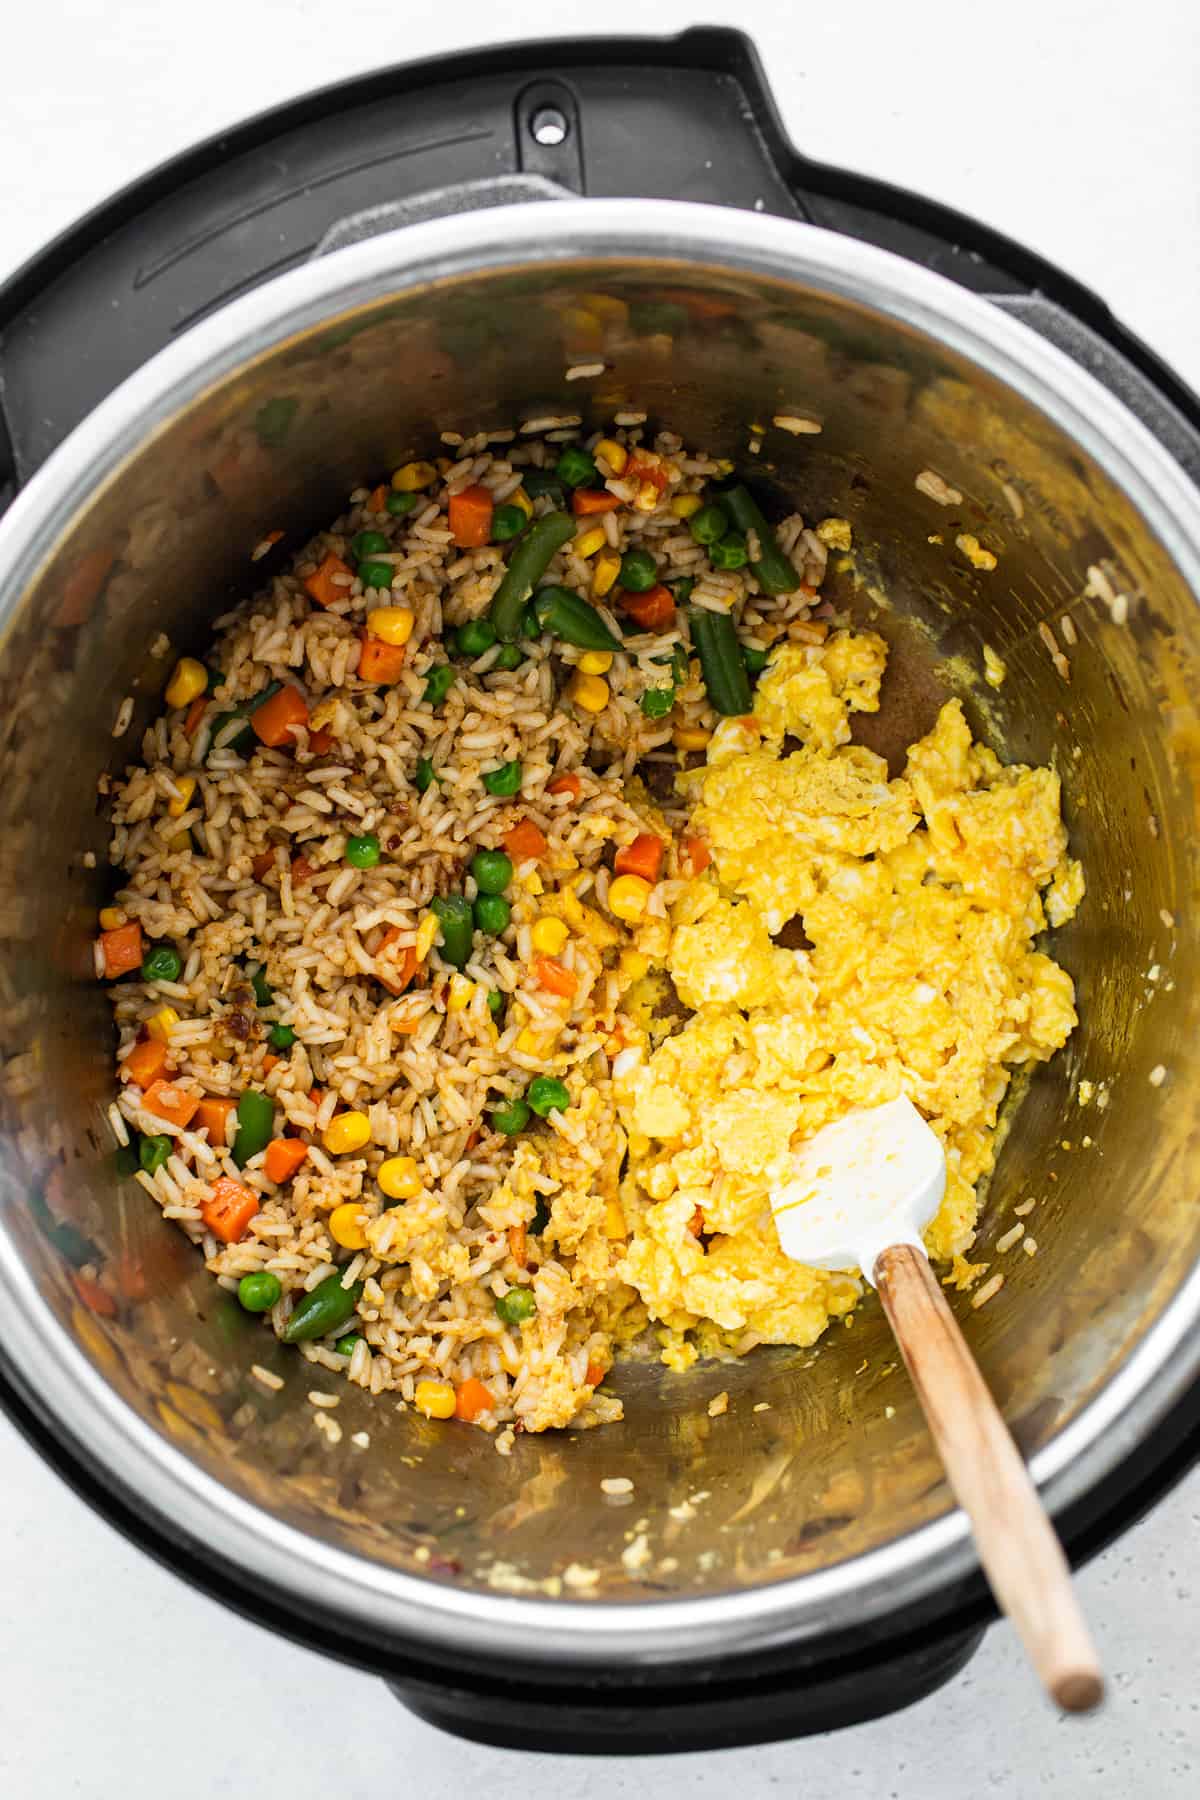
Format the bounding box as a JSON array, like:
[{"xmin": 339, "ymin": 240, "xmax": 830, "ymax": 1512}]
[{"xmin": 2, "ymin": 29, "xmax": 1199, "ymax": 1752}]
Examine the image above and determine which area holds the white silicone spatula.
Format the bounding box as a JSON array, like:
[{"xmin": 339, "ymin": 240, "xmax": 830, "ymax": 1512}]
[{"xmin": 772, "ymin": 1096, "xmax": 1103, "ymax": 1713}]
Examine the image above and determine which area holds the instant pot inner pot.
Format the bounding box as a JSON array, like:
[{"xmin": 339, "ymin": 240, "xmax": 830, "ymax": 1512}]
[{"xmin": 4, "ymin": 254, "xmax": 1198, "ymax": 1609}]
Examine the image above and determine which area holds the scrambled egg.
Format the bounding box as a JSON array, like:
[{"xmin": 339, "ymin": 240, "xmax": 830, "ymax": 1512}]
[{"xmin": 617, "ymin": 630, "xmax": 1082, "ymax": 1356}]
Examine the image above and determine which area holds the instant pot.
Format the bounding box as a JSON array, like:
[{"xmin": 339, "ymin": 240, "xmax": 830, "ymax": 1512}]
[{"xmin": 1, "ymin": 30, "xmax": 1199, "ymax": 1753}]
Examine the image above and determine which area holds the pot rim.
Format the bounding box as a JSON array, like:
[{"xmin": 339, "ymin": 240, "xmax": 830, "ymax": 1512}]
[{"xmin": 2, "ymin": 198, "xmax": 1199, "ymax": 1666}]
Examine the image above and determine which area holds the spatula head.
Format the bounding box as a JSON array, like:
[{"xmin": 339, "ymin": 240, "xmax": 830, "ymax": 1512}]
[{"xmin": 770, "ymin": 1096, "xmax": 946, "ymax": 1281}]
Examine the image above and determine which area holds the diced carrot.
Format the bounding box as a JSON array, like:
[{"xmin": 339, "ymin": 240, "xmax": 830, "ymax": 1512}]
[
  {"xmin": 195, "ymin": 1096, "xmax": 236, "ymax": 1146},
  {"xmin": 571, "ymin": 488, "xmax": 620, "ymax": 516},
  {"xmin": 376, "ymin": 925, "xmax": 419, "ymax": 996},
  {"xmin": 454, "ymin": 1377, "xmax": 495, "ymax": 1423},
  {"xmin": 358, "ymin": 633, "xmax": 407, "ymax": 684},
  {"xmin": 307, "ymin": 725, "xmax": 334, "ymax": 755},
  {"xmin": 618, "ymin": 583, "xmax": 675, "ymax": 631},
  {"xmin": 626, "ymin": 455, "xmax": 669, "ymax": 493},
  {"xmin": 123, "ymin": 1037, "xmax": 168, "ymax": 1089},
  {"xmin": 98, "ymin": 921, "xmax": 144, "ymax": 979},
  {"xmin": 683, "ymin": 834, "xmax": 711, "ymax": 875},
  {"xmin": 546, "ymin": 772, "xmax": 581, "ymax": 799},
  {"xmin": 261, "ymin": 1054, "xmax": 281, "ymax": 1074},
  {"xmin": 58, "ymin": 546, "xmax": 117, "ymax": 628},
  {"xmin": 264, "ymin": 1137, "xmax": 309, "ymax": 1184},
  {"xmin": 585, "ymin": 1358, "xmax": 606, "ymax": 1388},
  {"xmin": 304, "ymin": 552, "xmax": 354, "ymax": 608},
  {"xmin": 366, "ymin": 484, "xmax": 389, "ymax": 513},
  {"xmin": 184, "ymin": 696, "xmax": 208, "ymax": 738},
  {"xmin": 507, "ymin": 1223, "xmax": 528, "ymax": 1268},
  {"xmin": 72, "ymin": 1274, "xmax": 117, "ymax": 1318},
  {"xmin": 201, "ymin": 1176, "xmax": 259, "ymax": 1245},
  {"xmin": 251, "ymin": 684, "xmax": 309, "ymax": 748},
  {"xmin": 252, "ymin": 849, "xmax": 277, "ymax": 881},
  {"xmin": 464, "ymin": 1125, "xmax": 482, "ymax": 1152},
  {"xmin": 389, "ymin": 1006, "xmax": 423, "ymax": 1035},
  {"xmin": 534, "ymin": 956, "xmax": 577, "ymax": 999},
  {"xmin": 141, "ymin": 1079, "xmax": 200, "ymax": 1130},
  {"xmin": 503, "ymin": 818, "xmax": 548, "ymax": 863},
  {"xmin": 291, "ymin": 856, "xmax": 316, "ymax": 886},
  {"xmin": 614, "ymin": 832, "xmax": 665, "ymax": 883},
  {"xmin": 448, "ymin": 483, "xmax": 494, "ymax": 547}
]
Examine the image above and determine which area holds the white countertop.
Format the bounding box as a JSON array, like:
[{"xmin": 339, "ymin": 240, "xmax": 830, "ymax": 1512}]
[{"xmin": 3, "ymin": 3, "xmax": 1198, "ymax": 1793}]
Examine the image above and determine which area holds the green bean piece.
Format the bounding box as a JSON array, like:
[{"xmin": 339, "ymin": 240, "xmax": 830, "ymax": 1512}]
[
  {"xmin": 334, "ymin": 1332, "xmax": 363, "ymax": 1357},
  {"xmin": 688, "ymin": 608, "xmax": 753, "ymax": 717},
  {"xmin": 530, "ymin": 585, "xmax": 621, "ymax": 653},
  {"xmin": 742, "ymin": 645, "xmax": 771, "ymax": 675},
  {"xmin": 415, "ymin": 756, "xmax": 436, "ymax": 793},
  {"xmin": 423, "ymin": 664, "xmax": 455, "ymax": 707},
  {"xmin": 232, "ymin": 1089, "xmax": 274, "ymax": 1169},
  {"xmin": 618, "ymin": 547, "xmax": 658, "ymax": 592},
  {"xmin": 281, "ymin": 1273, "xmax": 364, "ymax": 1343},
  {"xmin": 494, "ymin": 1286, "xmax": 537, "ymax": 1324},
  {"xmin": 489, "ymin": 1097, "xmax": 530, "ymax": 1135},
  {"xmin": 238, "ymin": 1271, "xmax": 282, "ymax": 1313},
  {"xmin": 473, "ymin": 894, "xmax": 511, "ymax": 935},
  {"xmin": 248, "ymin": 963, "xmax": 273, "ymax": 1007},
  {"xmin": 486, "ymin": 989, "xmax": 506, "ymax": 1021},
  {"xmin": 431, "ymin": 894, "xmax": 474, "ymax": 969},
  {"xmin": 141, "ymin": 945, "xmax": 182, "ymax": 983},
  {"xmin": 688, "ymin": 504, "xmax": 728, "ymax": 547},
  {"xmin": 491, "ymin": 503, "xmax": 528, "ymax": 543},
  {"xmin": 521, "ymin": 468, "xmax": 566, "ymax": 502},
  {"xmin": 487, "ymin": 511, "xmax": 576, "ymax": 642},
  {"xmin": 482, "ymin": 760, "xmax": 523, "ymax": 797},
  {"xmin": 526, "ymin": 1075, "xmax": 570, "ymax": 1117},
  {"xmin": 717, "ymin": 485, "xmax": 800, "ymax": 595},
  {"xmin": 139, "ymin": 1134, "xmax": 172, "ymax": 1174},
  {"xmin": 206, "ymin": 681, "xmax": 283, "ymax": 761},
  {"xmin": 640, "ymin": 686, "xmax": 675, "ymax": 719},
  {"xmin": 470, "ymin": 850, "xmax": 513, "ymax": 894},
  {"xmin": 670, "ymin": 577, "xmax": 696, "ymax": 603}
]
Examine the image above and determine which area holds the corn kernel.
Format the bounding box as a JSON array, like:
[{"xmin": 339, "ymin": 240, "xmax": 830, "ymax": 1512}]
[
  {"xmin": 619, "ymin": 948, "xmax": 649, "ymax": 982},
  {"xmin": 447, "ymin": 973, "xmax": 475, "ymax": 1013},
  {"xmin": 561, "ymin": 305, "xmax": 604, "ymax": 347},
  {"xmin": 167, "ymin": 775, "xmax": 197, "ymax": 819},
  {"xmin": 715, "ymin": 458, "xmax": 734, "ymax": 476},
  {"xmin": 670, "ymin": 493, "xmax": 703, "ymax": 520},
  {"xmin": 634, "ymin": 482, "xmax": 660, "ymax": 513},
  {"xmin": 378, "ymin": 1155, "xmax": 422, "ymax": 1201},
  {"xmin": 592, "ymin": 550, "xmax": 622, "ymax": 599},
  {"xmin": 322, "ymin": 1111, "xmax": 372, "ymax": 1155},
  {"xmin": 392, "ymin": 460, "xmax": 437, "ymax": 492},
  {"xmin": 577, "ymin": 650, "xmax": 614, "ymax": 676},
  {"xmin": 499, "ymin": 1340, "xmax": 524, "ymax": 1377},
  {"xmin": 414, "ymin": 1378, "xmax": 457, "ymax": 1419},
  {"xmin": 673, "ymin": 726, "xmax": 713, "ymax": 752},
  {"xmin": 510, "ymin": 487, "xmax": 534, "ymax": 520},
  {"xmin": 604, "ymin": 1198, "xmax": 627, "ymax": 1239},
  {"xmin": 329, "ymin": 1202, "xmax": 369, "ymax": 1249},
  {"xmin": 516, "ymin": 1025, "xmax": 556, "ymax": 1057},
  {"xmin": 523, "ymin": 869, "xmax": 543, "ymax": 897},
  {"xmin": 366, "ymin": 606, "xmax": 414, "ymax": 647},
  {"xmin": 577, "ymin": 904, "xmax": 620, "ymax": 949},
  {"xmin": 98, "ymin": 906, "xmax": 125, "ymax": 932},
  {"xmin": 608, "ymin": 874, "xmax": 652, "ymax": 923},
  {"xmin": 593, "ymin": 438, "xmax": 628, "ymax": 475},
  {"xmin": 415, "ymin": 912, "xmax": 440, "ymax": 961},
  {"xmin": 531, "ymin": 915, "xmax": 569, "ymax": 956},
  {"xmin": 580, "ymin": 294, "xmax": 629, "ymax": 327},
  {"xmin": 566, "ymin": 672, "xmax": 610, "ymax": 714},
  {"xmin": 147, "ymin": 1006, "xmax": 180, "ymax": 1043},
  {"xmin": 574, "ymin": 527, "xmax": 607, "ymax": 559},
  {"xmin": 165, "ymin": 657, "xmax": 207, "ymax": 709}
]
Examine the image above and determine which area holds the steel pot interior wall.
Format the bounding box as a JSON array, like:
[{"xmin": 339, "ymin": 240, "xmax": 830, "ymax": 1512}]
[{"xmin": 1, "ymin": 238, "xmax": 1198, "ymax": 1633}]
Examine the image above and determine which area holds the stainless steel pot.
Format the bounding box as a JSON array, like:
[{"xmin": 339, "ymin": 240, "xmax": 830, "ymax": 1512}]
[{"xmin": 2, "ymin": 196, "xmax": 1199, "ymax": 1733}]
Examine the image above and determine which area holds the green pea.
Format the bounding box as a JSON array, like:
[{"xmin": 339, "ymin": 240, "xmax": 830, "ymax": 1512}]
[
  {"xmin": 470, "ymin": 849, "xmax": 513, "ymax": 895},
  {"xmin": 345, "ymin": 832, "xmax": 381, "ymax": 869},
  {"xmin": 415, "ymin": 757, "xmax": 436, "ymax": 793},
  {"xmin": 487, "ymin": 990, "xmax": 506, "ymax": 1020},
  {"xmin": 473, "ymin": 894, "xmax": 511, "ymax": 935},
  {"xmin": 334, "ymin": 1332, "xmax": 363, "ymax": 1357},
  {"xmin": 386, "ymin": 491, "xmax": 418, "ymax": 517},
  {"xmin": 237, "ymin": 1271, "xmax": 282, "ymax": 1313},
  {"xmin": 710, "ymin": 533, "xmax": 749, "ymax": 571},
  {"xmin": 423, "ymin": 664, "xmax": 455, "ymax": 707},
  {"xmin": 248, "ymin": 963, "xmax": 273, "ymax": 1007},
  {"xmin": 482, "ymin": 760, "xmax": 522, "ymax": 797},
  {"xmin": 689, "ymin": 504, "xmax": 729, "ymax": 547},
  {"xmin": 491, "ymin": 504, "xmax": 528, "ymax": 542},
  {"xmin": 555, "ymin": 446, "xmax": 598, "ymax": 490},
  {"xmin": 619, "ymin": 547, "xmax": 658, "ymax": 592},
  {"xmin": 492, "ymin": 644, "xmax": 524, "ymax": 671},
  {"xmin": 139, "ymin": 1134, "xmax": 172, "ymax": 1174},
  {"xmin": 494, "ymin": 1286, "xmax": 537, "ymax": 1324},
  {"xmin": 526, "ymin": 1075, "xmax": 570, "ymax": 1117},
  {"xmin": 233, "ymin": 1089, "xmax": 274, "ymax": 1169},
  {"xmin": 352, "ymin": 530, "xmax": 389, "ymax": 558},
  {"xmin": 490, "ymin": 1097, "xmax": 530, "ymax": 1135},
  {"xmin": 640, "ymin": 686, "xmax": 675, "ymax": 719},
  {"xmin": 358, "ymin": 559, "xmax": 395, "ymax": 590},
  {"xmin": 141, "ymin": 945, "xmax": 182, "ymax": 983},
  {"xmin": 521, "ymin": 605, "xmax": 541, "ymax": 640},
  {"xmin": 454, "ymin": 618, "xmax": 498, "ymax": 658},
  {"xmin": 743, "ymin": 645, "xmax": 770, "ymax": 674},
  {"xmin": 268, "ymin": 1023, "xmax": 296, "ymax": 1051}
]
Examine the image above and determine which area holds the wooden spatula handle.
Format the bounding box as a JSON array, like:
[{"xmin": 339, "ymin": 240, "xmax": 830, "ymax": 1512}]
[{"xmin": 875, "ymin": 1243, "xmax": 1103, "ymax": 1712}]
